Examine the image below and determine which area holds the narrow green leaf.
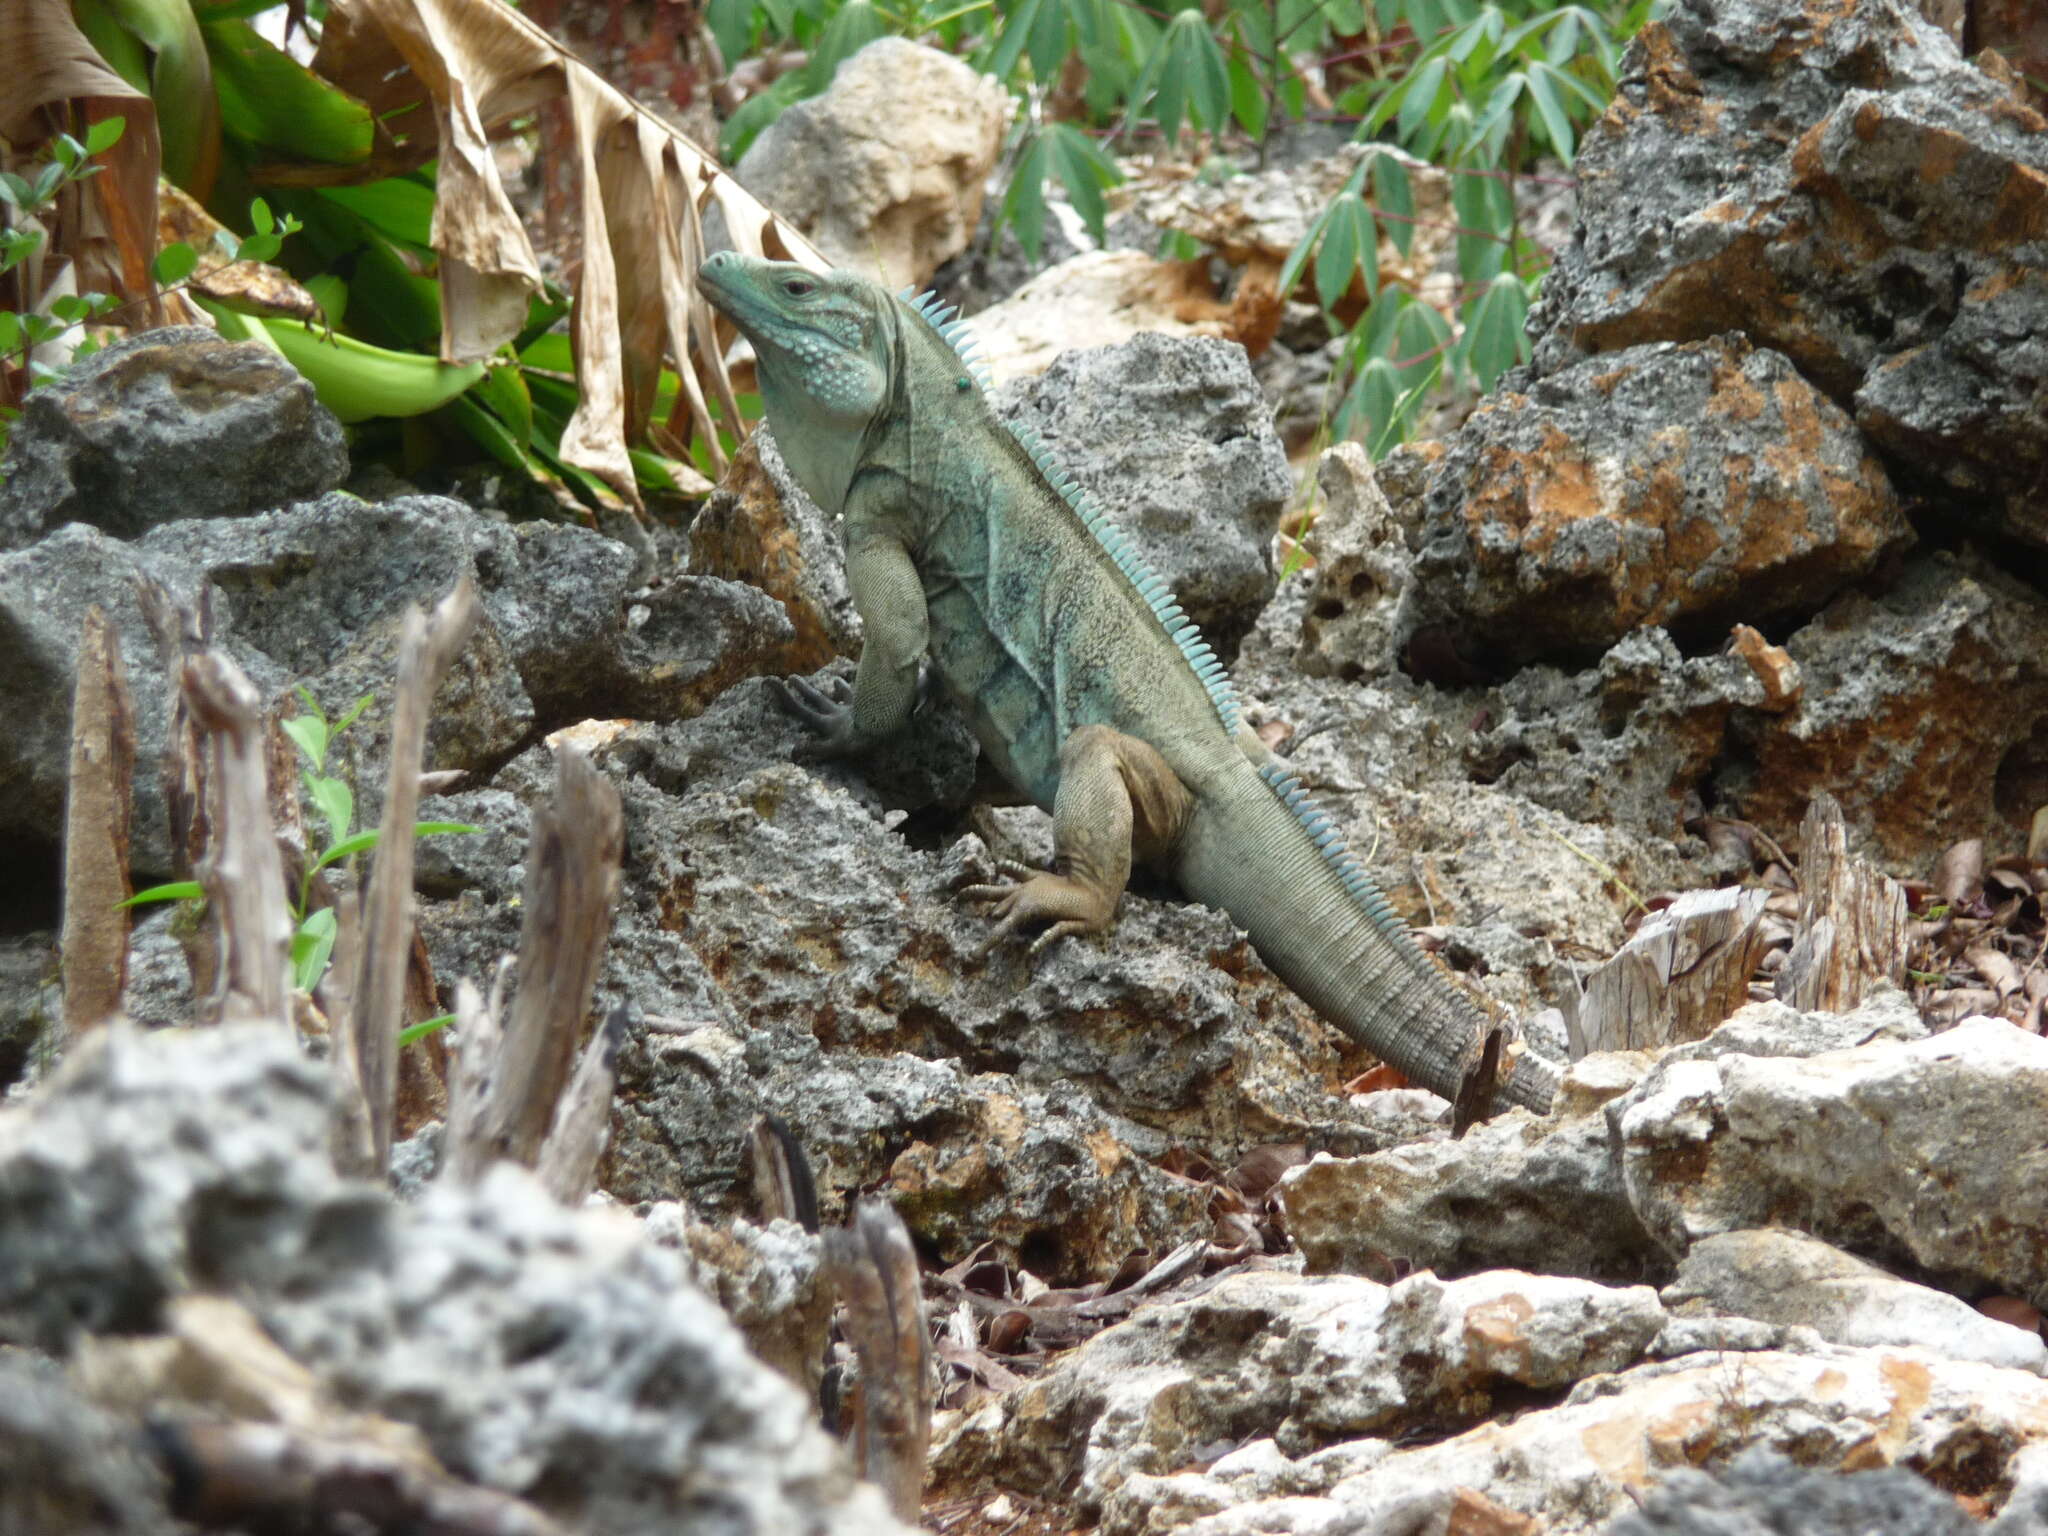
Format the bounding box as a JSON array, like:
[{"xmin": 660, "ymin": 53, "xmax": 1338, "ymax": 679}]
[
  {"xmin": 291, "ymin": 905, "xmax": 338, "ymax": 993},
  {"xmin": 398, "ymin": 1013, "xmax": 456, "ymax": 1047},
  {"xmin": 0, "ymin": 172, "xmax": 30, "ymax": 208},
  {"xmin": 477, "ymin": 362, "xmax": 534, "ymax": 447},
  {"xmin": 416, "ymin": 821, "xmax": 483, "ymax": 838},
  {"xmin": 0, "ymin": 313, "xmax": 19, "ymax": 353},
  {"xmin": 332, "ymin": 692, "xmax": 375, "ymax": 737},
  {"xmin": 1461, "ymin": 270, "xmax": 1530, "ymax": 389},
  {"xmin": 999, "ymin": 131, "xmax": 1050, "ymax": 262},
  {"xmin": 204, "ymin": 17, "xmax": 373, "ymax": 164},
  {"xmin": 1397, "ymin": 55, "xmax": 1448, "ymax": 143},
  {"xmin": 1277, "ymin": 200, "xmax": 1334, "ymax": 298},
  {"xmin": 1525, "ymin": 63, "xmax": 1574, "ymax": 161},
  {"xmin": 309, "ymin": 829, "xmax": 381, "ymax": 877},
  {"xmin": 1228, "ymin": 54, "xmax": 1269, "ymax": 141},
  {"xmin": 1186, "ymin": 17, "xmax": 1230, "ymax": 135},
  {"xmin": 1315, "ymin": 194, "xmax": 1362, "ymax": 312},
  {"xmin": 1371, "ymin": 151, "xmax": 1415, "ymax": 258},
  {"xmin": 1045, "ymin": 122, "xmax": 1120, "ymax": 247},
  {"xmin": 1452, "ymin": 166, "xmax": 1510, "ymax": 286},
  {"xmin": 1026, "ymin": 0, "xmax": 1069, "ymax": 80},
  {"xmin": 119, "ymin": 880, "xmax": 205, "ymax": 907},
  {"xmin": 986, "ymin": 0, "xmax": 1043, "ymax": 82},
  {"xmin": 1153, "ymin": 21, "xmax": 1189, "ymax": 147}
]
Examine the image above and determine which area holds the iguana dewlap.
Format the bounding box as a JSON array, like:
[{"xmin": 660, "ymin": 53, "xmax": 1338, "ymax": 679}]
[{"xmin": 699, "ymin": 252, "xmax": 1556, "ymax": 1117}]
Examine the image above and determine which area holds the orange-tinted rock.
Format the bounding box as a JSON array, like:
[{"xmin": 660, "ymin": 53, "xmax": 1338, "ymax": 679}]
[{"xmin": 1399, "ymin": 336, "xmax": 1909, "ymax": 674}]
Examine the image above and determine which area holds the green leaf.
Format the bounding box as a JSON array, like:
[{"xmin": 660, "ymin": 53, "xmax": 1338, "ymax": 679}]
[
  {"xmin": 416, "ymin": 821, "xmax": 483, "ymax": 838},
  {"xmin": 0, "ymin": 313, "xmax": 19, "ymax": 354},
  {"xmin": 119, "ymin": 879, "xmax": 205, "ymax": 907},
  {"xmin": 1228, "ymin": 54, "xmax": 1269, "ymax": 140},
  {"xmin": 1044, "ymin": 122, "xmax": 1120, "ymax": 248},
  {"xmin": 398, "ymin": 1012, "xmax": 456, "ymax": 1047},
  {"xmin": 1461, "ymin": 270, "xmax": 1529, "ymax": 389},
  {"xmin": 1370, "ymin": 151, "xmax": 1415, "ymax": 258},
  {"xmin": 1452, "ymin": 166, "xmax": 1510, "ymax": 286},
  {"xmin": 1315, "ymin": 194, "xmax": 1361, "ymax": 312},
  {"xmin": 986, "ymin": 0, "xmax": 1045, "ymax": 83},
  {"xmin": 805, "ymin": 0, "xmax": 886, "ymax": 93},
  {"xmin": 85, "ymin": 116, "xmax": 128, "ymax": 156},
  {"xmin": 315, "ymin": 178, "xmax": 436, "ymax": 249},
  {"xmin": 205, "ymin": 17, "xmax": 375, "ymax": 164},
  {"xmin": 1026, "ymin": 0, "xmax": 1070, "ymax": 80},
  {"xmin": 0, "ymin": 172, "xmax": 30, "ymax": 208},
  {"xmin": 1524, "ymin": 62, "xmax": 1573, "ymax": 161},
  {"xmin": 332, "ymin": 692, "xmax": 374, "ymax": 737},
  {"xmin": 281, "ymin": 711, "xmax": 327, "ymax": 769},
  {"xmin": 477, "ymin": 362, "xmax": 534, "ymax": 447},
  {"xmin": 291, "ymin": 905, "xmax": 338, "ymax": 993},
  {"xmin": 999, "ymin": 131, "xmax": 1050, "ymax": 262},
  {"xmin": 1276, "ymin": 200, "xmax": 1334, "ymax": 299},
  {"xmin": 310, "ymin": 775, "xmax": 354, "ymax": 844},
  {"xmin": 1180, "ymin": 13, "xmax": 1230, "ymax": 136},
  {"xmin": 152, "ymin": 242, "xmax": 199, "ymax": 286},
  {"xmin": 309, "ymin": 828, "xmax": 381, "ymax": 877},
  {"xmin": 1397, "ymin": 54, "xmax": 1449, "ymax": 143}
]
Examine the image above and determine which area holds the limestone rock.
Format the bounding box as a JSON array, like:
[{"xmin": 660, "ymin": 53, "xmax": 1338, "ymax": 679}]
[
  {"xmin": 1294, "ymin": 444, "xmax": 1414, "ymax": 682},
  {"xmin": 1611, "ymin": 1016, "xmax": 2048, "ymax": 1306},
  {"xmin": 1664, "ymin": 1228, "xmax": 2047, "ymax": 1374},
  {"xmin": 1528, "ymin": 0, "xmax": 2048, "ymax": 549},
  {"xmin": 968, "ymin": 250, "xmax": 1236, "ymax": 386},
  {"xmin": 0, "ymin": 328, "xmax": 346, "ymax": 552},
  {"xmin": 933, "ymin": 1266, "xmax": 1667, "ymax": 1516},
  {"xmin": 735, "ymin": 38, "xmax": 1010, "ymax": 290},
  {"xmin": 1397, "ymin": 336, "xmax": 1910, "ymax": 674},
  {"xmin": 997, "ymin": 333, "xmax": 1292, "ymax": 662}
]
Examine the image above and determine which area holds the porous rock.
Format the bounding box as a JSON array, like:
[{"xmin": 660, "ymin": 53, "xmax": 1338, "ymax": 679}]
[
  {"xmin": 1601, "ymin": 1448, "xmax": 1977, "ymax": 1536},
  {"xmin": 1723, "ymin": 553, "xmax": 2048, "ymax": 864},
  {"xmin": 997, "ymin": 333, "xmax": 1292, "ymax": 661},
  {"xmin": 1098, "ymin": 1347, "xmax": 2048, "ymax": 1535},
  {"xmin": 1528, "ymin": 0, "xmax": 2048, "ymax": 547},
  {"xmin": 736, "ymin": 38, "xmax": 1010, "ymax": 290},
  {"xmin": 0, "ymin": 493, "xmax": 798, "ymax": 876},
  {"xmin": 0, "ymin": 1024, "xmax": 910, "ymax": 1536},
  {"xmin": 965, "ymin": 250, "xmax": 1236, "ymax": 387},
  {"xmin": 932, "ymin": 1266, "xmax": 1666, "ymax": 1516},
  {"xmin": 0, "ymin": 1351, "xmax": 172, "ymax": 1536},
  {"xmin": 1396, "ymin": 336, "xmax": 1909, "ymax": 674},
  {"xmin": 1294, "ymin": 443, "xmax": 1415, "ymax": 682},
  {"xmin": 1280, "ymin": 1054, "xmax": 1662, "ymax": 1287},
  {"xmin": 0, "ymin": 327, "xmax": 346, "ymax": 552},
  {"xmin": 1610, "ymin": 1016, "xmax": 2048, "ymax": 1307}
]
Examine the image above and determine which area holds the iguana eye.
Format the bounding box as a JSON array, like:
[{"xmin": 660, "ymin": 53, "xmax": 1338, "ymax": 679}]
[{"xmin": 783, "ymin": 278, "xmax": 816, "ymax": 297}]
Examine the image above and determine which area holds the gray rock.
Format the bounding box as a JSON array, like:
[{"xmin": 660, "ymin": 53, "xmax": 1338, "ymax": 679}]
[
  {"xmin": 0, "ymin": 492, "xmax": 797, "ymax": 877},
  {"xmin": 1528, "ymin": 0, "xmax": 2048, "ymax": 549},
  {"xmin": 1395, "ymin": 336, "xmax": 1910, "ymax": 675},
  {"xmin": 1601, "ymin": 1448, "xmax": 1974, "ymax": 1536},
  {"xmin": 0, "ymin": 1351, "xmax": 172, "ymax": 1535},
  {"xmin": 1279, "ymin": 1057, "xmax": 1662, "ymax": 1286},
  {"xmin": 934, "ymin": 1266, "xmax": 1666, "ymax": 1517},
  {"xmin": 1611, "ymin": 1017, "xmax": 2048, "ymax": 1306},
  {"xmin": 0, "ymin": 327, "xmax": 346, "ymax": 552},
  {"xmin": 0, "ymin": 1023, "xmax": 911, "ymax": 1536},
  {"xmin": 0, "ymin": 933, "xmax": 56, "ymax": 1093},
  {"xmin": 1724, "ymin": 553, "xmax": 2048, "ymax": 865},
  {"xmin": 997, "ymin": 333, "xmax": 1293, "ymax": 661},
  {"xmin": 1294, "ymin": 444, "xmax": 1414, "ymax": 683},
  {"xmin": 1664, "ymin": 1228, "xmax": 2047, "ymax": 1374},
  {"xmin": 735, "ymin": 38, "xmax": 1010, "ymax": 290}
]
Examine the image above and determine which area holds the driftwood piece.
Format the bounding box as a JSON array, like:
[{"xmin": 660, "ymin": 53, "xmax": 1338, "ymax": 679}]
[
  {"xmin": 441, "ymin": 965, "xmax": 511, "ymax": 1185},
  {"xmin": 136, "ymin": 581, "xmax": 218, "ymax": 1004},
  {"xmin": 535, "ymin": 1004, "xmax": 630, "ymax": 1204},
  {"xmin": 1566, "ymin": 886, "xmax": 1772, "ymax": 1057},
  {"xmin": 60, "ymin": 606, "xmax": 135, "ymax": 1038},
  {"xmin": 336, "ymin": 577, "xmax": 478, "ymax": 1177},
  {"xmin": 749, "ymin": 1114, "xmax": 821, "ymax": 1233},
  {"xmin": 1777, "ymin": 793, "xmax": 1908, "ymax": 1014},
  {"xmin": 823, "ymin": 1200, "xmax": 931, "ymax": 1525},
  {"xmin": 450, "ymin": 744, "xmax": 624, "ymax": 1176},
  {"xmin": 183, "ymin": 654, "xmax": 292, "ymax": 1027}
]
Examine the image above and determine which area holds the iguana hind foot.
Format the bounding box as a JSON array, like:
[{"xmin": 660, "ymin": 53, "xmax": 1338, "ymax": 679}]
[{"xmin": 965, "ymin": 725, "xmax": 1193, "ymax": 962}]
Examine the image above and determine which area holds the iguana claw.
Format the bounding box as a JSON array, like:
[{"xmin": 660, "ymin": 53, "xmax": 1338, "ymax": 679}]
[
  {"xmin": 775, "ymin": 675, "xmax": 859, "ymax": 760},
  {"xmin": 963, "ymin": 860, "xmax": 1106, "ymax": 961}
]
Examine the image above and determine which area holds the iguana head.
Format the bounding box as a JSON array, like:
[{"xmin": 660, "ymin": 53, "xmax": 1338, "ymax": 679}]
[{"xmin": 698, "ymin": 253, "xmax": 893, "ymax": 430}]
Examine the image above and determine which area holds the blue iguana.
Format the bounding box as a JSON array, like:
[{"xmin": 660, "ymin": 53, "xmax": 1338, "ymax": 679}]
[{"xmin": 699, "ymin": 252, "xmax": 1557, "ymax": 1117}]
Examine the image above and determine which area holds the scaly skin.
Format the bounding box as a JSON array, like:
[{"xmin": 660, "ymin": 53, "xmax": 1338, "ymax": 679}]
[{"xmin": 699, "ymin": 252, "xmax": 1556, "ymax": 1116}]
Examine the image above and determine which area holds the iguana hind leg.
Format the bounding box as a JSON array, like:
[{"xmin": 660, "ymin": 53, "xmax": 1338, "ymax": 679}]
[{"xmin": 964, "ymin": 725, "xmax": 1193, "ymax": 957}]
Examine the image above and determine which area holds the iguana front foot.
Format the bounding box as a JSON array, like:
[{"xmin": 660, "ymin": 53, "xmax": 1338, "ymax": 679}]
[
  {"xmin": 775, "ymin": 675, "xmax": 861, "ymax": 760},
  {"xmin": 963, "ymin": 859, "xmax": 1115, "ymax": 959}
]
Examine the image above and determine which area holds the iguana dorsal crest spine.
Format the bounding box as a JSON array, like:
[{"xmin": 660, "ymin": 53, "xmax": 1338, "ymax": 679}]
[{"xmin": 900, "ymin": 287, "xmax": 1396, "ymax": 920}]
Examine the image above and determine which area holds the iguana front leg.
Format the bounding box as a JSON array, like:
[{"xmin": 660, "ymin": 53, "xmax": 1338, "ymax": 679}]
[
  {"xmin": 966, "ymin": 725, "xmax": 1193, "ymax": 956},
  {"xmin": 780, "ymin": 534, "xmax": 928, "ymax": 757}
]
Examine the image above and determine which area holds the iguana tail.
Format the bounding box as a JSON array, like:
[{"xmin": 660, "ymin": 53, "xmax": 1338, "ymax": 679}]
[{"xmin": 1175, "ymin": 764, "xmax": 1558, "ymax": 1114}]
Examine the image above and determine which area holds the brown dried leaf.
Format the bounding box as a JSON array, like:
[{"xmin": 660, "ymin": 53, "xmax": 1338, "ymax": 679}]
[
  {"xmin": 1934, "ymin": 839, "xmax": 1985, "ymax": 907},
  {"xmin": 1966, "ymin": 945, "xmax": 2023, "ymax": 999},
  {"xmin": 1346, "ymin": 1064, "xmax": 1412, "ymax": 1094},
  {"xmin": 1228, "ymin": 1144, "xmax": 1307, "ymax": 1202}
]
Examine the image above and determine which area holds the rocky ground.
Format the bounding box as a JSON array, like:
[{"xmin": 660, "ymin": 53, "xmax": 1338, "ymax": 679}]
[{"xmin": 3, "ymin": 0, "xmax": 2048, "ymax": 1532}]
